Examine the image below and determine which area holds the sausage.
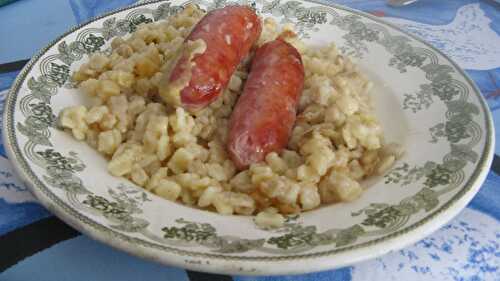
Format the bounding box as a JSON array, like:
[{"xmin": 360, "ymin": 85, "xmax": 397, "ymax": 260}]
[
  {"xmin": 227, "ymin": 39, "xmax": 305, "ymax": 170},
  {"xmin": 160, "ymin": 6, "xmax": 261, "ymax": 110}
]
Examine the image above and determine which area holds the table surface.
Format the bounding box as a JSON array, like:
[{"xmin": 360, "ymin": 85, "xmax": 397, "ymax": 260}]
[{"xmin": 0, "ymin": 0, "xmax": 499, "ymax": 280}]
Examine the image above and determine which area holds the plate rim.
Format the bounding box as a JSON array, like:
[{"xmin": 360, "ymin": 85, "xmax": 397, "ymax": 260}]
[{"xmin": 2, "ymin": 0, "xmax": 495, "ymax": 275}]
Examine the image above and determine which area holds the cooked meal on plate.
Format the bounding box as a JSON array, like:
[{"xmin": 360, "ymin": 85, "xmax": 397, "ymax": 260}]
[{"xmin": 59, "ymin": 4, "xmax": 402, "ymax": 228}]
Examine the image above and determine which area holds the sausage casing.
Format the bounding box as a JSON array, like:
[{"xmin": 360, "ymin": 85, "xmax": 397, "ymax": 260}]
[
  {"xmin": 228, "ymin": 39, "xmax": 305, "ymax": 169},
  {"xmin": 161, "ymin": 6, "xmax": 261, "ymax": 110}
]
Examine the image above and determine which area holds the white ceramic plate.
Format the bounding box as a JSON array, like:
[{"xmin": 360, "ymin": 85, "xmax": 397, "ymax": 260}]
[{"xmin": 2, "ymin": 0, "xmax": 494, "ymax": 275}]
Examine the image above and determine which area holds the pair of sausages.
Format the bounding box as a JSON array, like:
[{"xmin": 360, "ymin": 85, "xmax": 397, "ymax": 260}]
[{"xmin": 163, "ymin": 6, "xmax": 305, "ymax": 170}]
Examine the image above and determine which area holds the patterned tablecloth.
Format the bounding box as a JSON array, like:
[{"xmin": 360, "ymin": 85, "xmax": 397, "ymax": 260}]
[{"xmin": 0, "ymin": 0, "xmax": 499, "ymax": 280}]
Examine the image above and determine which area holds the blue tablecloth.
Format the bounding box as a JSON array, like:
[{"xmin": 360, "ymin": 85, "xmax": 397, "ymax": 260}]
[{"xmin": 0, "ymin": 0, "xmax": 499, "ymax": 280}]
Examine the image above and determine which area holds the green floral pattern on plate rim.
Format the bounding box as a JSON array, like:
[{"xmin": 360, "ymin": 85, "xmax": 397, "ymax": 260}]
[{"xmin": 2, "ymin": 0, "xmax": 494, "ymax": 271}]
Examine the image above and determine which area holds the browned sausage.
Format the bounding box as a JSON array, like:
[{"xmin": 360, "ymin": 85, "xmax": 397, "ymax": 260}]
[
  {"xmin": 227, "ymin": 39, "xmax": 305, "ymax": 170},
  {"xmin": 161, "ymin": 6, "xmax": 261, "ymax": 110}
]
